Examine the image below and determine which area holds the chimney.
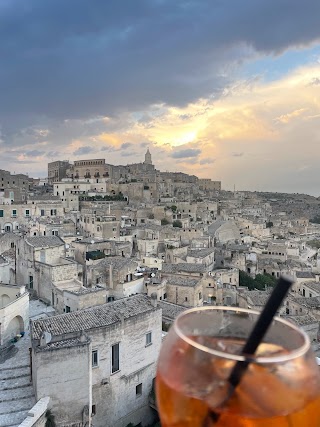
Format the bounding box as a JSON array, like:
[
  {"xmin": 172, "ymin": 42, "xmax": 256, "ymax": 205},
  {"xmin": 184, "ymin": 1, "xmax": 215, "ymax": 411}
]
[
  {"xmin": 80, "ymin": 330, "xmax": 86, "ymax": 343},
  {"xmin": 315, "ymin": 274, "xmax": 319, "ymax": 283},
  {"xmin": 151, "ymin": 292, "xmax": 157, "ymax": 308},
  {"xmin": 40, "ymin": 332, "xmax": 47, "ymax": 348}
]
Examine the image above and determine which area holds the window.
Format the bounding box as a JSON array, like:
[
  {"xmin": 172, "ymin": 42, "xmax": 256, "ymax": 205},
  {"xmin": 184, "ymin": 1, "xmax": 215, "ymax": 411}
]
[
  {"xmin": 65, "ymin": 306, "xmax": 71, "ymax": 313},
  {"xmin": 29, "ymin": 275, "xmax": 34, "ymax": 289},
  {"xmin": 11, "ymin": 242, "xmax": 14, "ymax": 248},
  {"xmin": 136, "ymin": 383, "xmax": 142, "ymax": 396},
  {"xmin": 12, "ymin": 209, "xmax": 17, "ymax": 217},
  {"xmin": 40, "ymin": 209, "xmax": 45, "ymax": 216},
  {"xmin": 25, "ymin": 209, "xmax": 30, "ymax": 217},
  {"xmin": 92, "ymin": 350, "xmax": 98, "ymax": 367},
  {"xmin": 92, "ymin": 405, "xmax": 96, "ymax": 416},
  {"xmin": 163, "ymin": 292, "xmax": 167, "ymax": 300},
  {"xmin": 0, "ymin": 210, "xmax": 3, "ymax": 217},
  {"xmin": 51, "ymin": 209, "xmax": 57, "ymax": 216},
  {"xmin": 146, "ymin": 332, "xmax": 152, "ymax": 346},
  {"xmin": 111, "ymin": 343, "xmax": 120, "ymax": 373},
  {"xmin": 185, "ymin": 297, "xmax": 188, "ymax": 302},
  {"xmin": 199, "ymin": 292, "xmax": 202, "ymax": 300},
  {"xmin": 5, "ymin": 225, "xmax": 11, "ymax": 232}
]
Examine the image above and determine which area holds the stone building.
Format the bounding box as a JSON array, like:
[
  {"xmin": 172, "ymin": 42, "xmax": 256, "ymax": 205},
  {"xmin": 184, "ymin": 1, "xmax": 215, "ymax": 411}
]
[
  {"xmin": 67, "ymin": 159, "xmax": 111, "ymax": 180},
  {"xmin": 79, "ymin": 212, "xmax": 120, "ymax": 240},
  {"xmin": 26, "ymin": 194, "xmax": 64, "ymax": 218},
  {"xmin": 15, "ymin": 235, "xmax": 67, "ymax": 293},
  {"xmin": 30, "ymin": 294, "xmax": 162, "ymax": 427},
  {"xmin": 164, "ymin": 275, "xmax": 204, "ymax": 307},
  {"xmin": 0, "ymin": 169, "xmax": 29, "ymax": 202},
  {"xmin": 186, "ymin": 247, "xmax": 215, "ymax": 268},
  {"xmin": 86, "ymin": 256, "xmax": 142, "ymax": 299},
  {"xmin": 0, "ymin": 283, "xmax": 29, "ymax": 345},
  {"xmin": 198, "ymin": 179, "xmax": 221, "ymax": 191},
  {"xmin": 48, "ymin": 160, "xmax": 71, "ymax": 184}
]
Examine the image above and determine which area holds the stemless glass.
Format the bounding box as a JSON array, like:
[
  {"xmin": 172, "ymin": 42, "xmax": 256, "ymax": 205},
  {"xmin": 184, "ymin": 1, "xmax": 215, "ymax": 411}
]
[{"xmin": 156, "ymin": 306, "xmax": 320, "ymax": 427}]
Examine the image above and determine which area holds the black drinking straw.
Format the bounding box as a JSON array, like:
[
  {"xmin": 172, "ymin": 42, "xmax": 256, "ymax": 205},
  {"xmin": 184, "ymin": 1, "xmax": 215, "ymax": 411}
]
[{"xmin": 205, "ymin": 275, "xmax": 294, "ymax": 425}]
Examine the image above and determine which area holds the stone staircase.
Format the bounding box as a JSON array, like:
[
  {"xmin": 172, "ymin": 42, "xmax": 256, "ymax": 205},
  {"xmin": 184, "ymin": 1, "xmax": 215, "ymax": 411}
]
[{"xmin": 0, "ymin": 364, "xmax": 36, "ymax": 427}]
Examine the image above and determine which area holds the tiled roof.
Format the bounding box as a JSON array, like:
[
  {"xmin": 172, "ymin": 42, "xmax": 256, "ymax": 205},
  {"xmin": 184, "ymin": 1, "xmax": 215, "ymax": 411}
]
[
  {"xmin": 66, "ymin": 286, "xmax": 106, "ymax": 295},
  {"xmin": 285, "ymin": 314, "xmax": 318, "ymax": 327},
  {"xmin": 291, "ymin": 296, "xmax": 320, "ymax": 308},
  {"xmin": 0, "ymin": 232, "xmax": 20, "ymax": 242},
  {"xmin": 31, "ymin": 294, "xmax": 158, "ymax": 339},
  {"xmin": 26, "ymin": 235, "xmax": 65, "ymax": 248},
  {"xmin": 300, "ymin": 281, "xmax": 320, "ymax": 293},
  {"xmin": 158, "ymin": 301, "xmax": 187, "ymax": 321},
  {"xmin": 165, "ymin": 275, "xmax": 200, "ymax": 287},
  {"xmin": 241, "ymin": 290, "xmax": 271, "ymax": 306},
  {"xmin": 187, "ymin": 248, "xmax": 214, "ymax": 258},
  {"xmin": 162, "ymin": 263, "xmax": 207, "ymax": 274},
  {"xmin": 95, "ymin": 256, "xmax": 137, "ymax": 272},
  {"xmin": 36, "ymin": 337, "xmax": 90, "ymax": 352},
  {"xmin": 296, "ymin": 271, "xmax": 315, "ymax": 279}
]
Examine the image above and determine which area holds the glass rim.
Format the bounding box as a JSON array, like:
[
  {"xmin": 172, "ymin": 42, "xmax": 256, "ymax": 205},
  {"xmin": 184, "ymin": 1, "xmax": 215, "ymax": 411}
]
[{"xmin": 174, "ymin": 305, "xmax": 311, "ymax": 363}]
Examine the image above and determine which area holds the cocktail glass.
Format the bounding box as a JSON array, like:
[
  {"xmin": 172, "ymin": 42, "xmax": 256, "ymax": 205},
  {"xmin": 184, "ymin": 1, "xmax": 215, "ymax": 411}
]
[{"xmin": 156, "ymin": 306, "xmax": 320, "ymax": 426}]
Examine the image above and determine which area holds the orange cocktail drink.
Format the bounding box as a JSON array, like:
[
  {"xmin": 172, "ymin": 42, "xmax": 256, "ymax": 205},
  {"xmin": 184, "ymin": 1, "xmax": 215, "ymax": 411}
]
[{"xmin": 156, "ymin": 307, "xmax": 320, "ymax": 426}]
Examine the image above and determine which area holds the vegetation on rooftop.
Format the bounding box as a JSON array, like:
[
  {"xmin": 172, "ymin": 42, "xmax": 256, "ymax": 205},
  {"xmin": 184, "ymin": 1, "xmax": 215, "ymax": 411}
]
[
  {"xmin": 172, "ymin": 219, "xmax": 182, "ymax": 228},
  {"xmin": 79, "ymin": 193, "xmax": 126, "ymax": 201},
  {"xmin": 161, "ymin": 218, "xmax": 170, "ymax": 225},
  {"xmin": 310, "ymin": 215, "xmax": 320, "ymax": 224},
  {"xmin": 239, "ymin": 271, "xmax": 277, "ymax": 290},
  {"xmin": 307, "ymin": 240, "xmax": 320, "ymax": 249}
]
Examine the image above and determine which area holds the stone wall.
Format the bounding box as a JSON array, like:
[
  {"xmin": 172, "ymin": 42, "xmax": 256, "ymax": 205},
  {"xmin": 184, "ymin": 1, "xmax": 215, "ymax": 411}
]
[
  {"xmin": 0, "ymin": 290, "xmax": 29, "ymax": 344},
  {"xmin": 64, "ymin": 288, "xmax": 108, "ymax": 311},
  {"xmin": 89, "ymin": 309, "xmax": 162, "ymax": 427},
  {"xmin": 166, "ymin": 282, "xmax": 203, "ymax": 307},
  {"xmin": 33, "ymin": 340, "xmax": 92, "ymax": 426}
]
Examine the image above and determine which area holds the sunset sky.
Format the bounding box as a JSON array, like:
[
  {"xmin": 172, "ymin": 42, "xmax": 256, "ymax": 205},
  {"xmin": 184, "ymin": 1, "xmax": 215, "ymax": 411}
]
[{"xmin": 1, "ymin": 1, "xmax": 320, "ymax": 194}]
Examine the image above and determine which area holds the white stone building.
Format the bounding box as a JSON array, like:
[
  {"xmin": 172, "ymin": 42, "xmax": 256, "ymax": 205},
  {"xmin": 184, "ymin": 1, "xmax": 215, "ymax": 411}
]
[{"xmin": 30, "ymin": 294, "xmax": 161, "ymax": 427}]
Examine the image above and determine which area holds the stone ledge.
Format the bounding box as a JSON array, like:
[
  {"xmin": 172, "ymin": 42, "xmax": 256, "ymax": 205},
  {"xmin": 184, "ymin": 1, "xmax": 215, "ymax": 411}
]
[{"xmin": 18, "ymin": 397, "xmax": 50, "ymax": 427}]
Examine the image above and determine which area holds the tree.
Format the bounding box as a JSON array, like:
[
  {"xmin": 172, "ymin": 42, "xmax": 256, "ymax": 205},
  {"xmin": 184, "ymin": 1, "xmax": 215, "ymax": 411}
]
[
  {"xmin": 170, "ymin": 205, "xmax": 177, "ymax": 212},
  {"xmin": 161, "ymin": 218, "xmax": 170, "ymax": 225},
  {"xmin": 310, "ymin": 216, "xmax": 320, "ymax": 224},
  {"xmin": 173, "ymin": 220, "xmax": 182, "ymax": 228},
  {"xmin": 239, "ymin": 271, "xmax": 277, "ymax": 290},
  {"xmin": 266, "ymin": 221, "xmax": 273, "ymax": 228}
]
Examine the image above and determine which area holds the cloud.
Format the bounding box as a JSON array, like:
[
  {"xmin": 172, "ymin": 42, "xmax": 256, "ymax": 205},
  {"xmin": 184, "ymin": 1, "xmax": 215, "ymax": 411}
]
[
  {"xmin": 232, "ymin": 152, "xmax": 244, "ymax": 157},
  {"xmin": 24, "ymin": 150, "xmax": 45, "ymax": 157},
  {"xmin": 1, "ymin": 0, "xmax": 320, "ymax": 134},
  {"xmin": 73, "ymin": 146, "xmax": 95, "ymax": 155},
  {"xmin": 171, "ymin": 148, "xmax": 201, "ymax": 159},
  {"xmin": 275, "ymin": 108, "xmax": 307, "ymax": 124},
  {"xmin": 120, "ymin": 142, "xmax": 133, "ymax": 150},
  {"xmin": 121, "ymin": 151, "xmax": 138, "ymax": 157},
  {"xmin": 199, "ymin": 158, "xmax": 215, "ymax": 165},
  {"xmin": 309, "ymin": 77, "xmax": 320, "ymax": 85}
]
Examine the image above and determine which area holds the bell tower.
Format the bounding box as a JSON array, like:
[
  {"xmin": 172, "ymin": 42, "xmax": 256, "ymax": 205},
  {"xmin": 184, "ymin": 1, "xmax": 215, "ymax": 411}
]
[{"xmin": 144, "ymin": 148, "xmax": 152, "ymax": 165}]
